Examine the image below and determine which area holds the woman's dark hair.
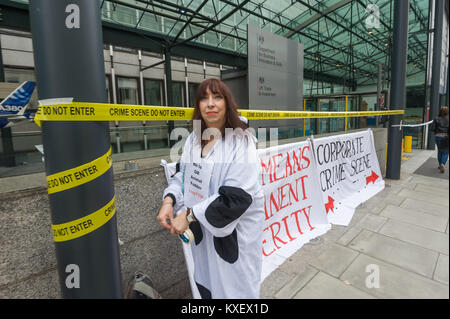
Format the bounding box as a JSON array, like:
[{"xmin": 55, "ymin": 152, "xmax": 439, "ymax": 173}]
[
  {"xmin": 439, "ymin": 106, "xmax": 449, "ymax": 117},
  {"xmin": 191, "ymin": 78, "xmax": 247, "ymax": 146}
]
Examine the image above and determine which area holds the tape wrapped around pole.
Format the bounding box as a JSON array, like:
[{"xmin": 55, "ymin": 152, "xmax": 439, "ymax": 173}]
[{"xmin": 29, "ymin": 0, "xmax": 123, "ymax": 298}]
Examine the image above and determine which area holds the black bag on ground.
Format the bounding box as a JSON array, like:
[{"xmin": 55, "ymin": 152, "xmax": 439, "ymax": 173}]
[{"xmin": 124, "ymin": 271, "xmax": 162, "ymax": 299}]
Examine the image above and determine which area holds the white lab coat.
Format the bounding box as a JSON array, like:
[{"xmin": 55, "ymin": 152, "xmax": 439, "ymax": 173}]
[{"xmin": 163, "ymin": 130, "xmax": 264, "ymax": 298}]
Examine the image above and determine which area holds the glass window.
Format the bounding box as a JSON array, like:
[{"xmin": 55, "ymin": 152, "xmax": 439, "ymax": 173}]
[
  {"xmin": 105, "ymin": 76, "xmax": 110, "ymax": 103},
  {"xmin": 117, "ymin": 77, "xmax": 138, "ymax": 105},
  {"xmin": 188, "ymin": 83, "xmax": 199, "ymax": 107},
  {"xmin": 172, "ymin": 82, "xmax": 185, "ymax": 107},
  {"xmin": 4, "ymin": 68, "xmax": 36, "ymax": 84},
  {"xmin": 144, "ymin": 79, "xmax": 163, "ymax": 105},
  {"xmin": 3, "ymin": 68, "xmax": 38, "ymax": 109}
]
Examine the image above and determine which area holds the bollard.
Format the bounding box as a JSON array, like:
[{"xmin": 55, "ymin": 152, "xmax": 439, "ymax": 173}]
[
  {"xmin": 401, "ymin": 139, "xmax": 410, "ymax": 161},
  {"xmin": 404, "ymin": 136, "xmax": 412, "ymax": 153}
]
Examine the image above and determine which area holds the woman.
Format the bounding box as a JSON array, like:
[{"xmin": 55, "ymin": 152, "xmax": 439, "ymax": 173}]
[
  {"xmin": 432, "ymin": 106, "xmax": 449, "ymax": 173},
  {"xmin": 157, "ymin": 78, "xmax": 264, "ymax": 299}
]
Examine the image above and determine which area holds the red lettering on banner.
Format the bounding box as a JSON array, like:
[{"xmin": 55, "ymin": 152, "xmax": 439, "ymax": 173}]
[
  {"xmin": 281, "ymin": 215, "xmax": 296, "ymax": 242},
  {"xmin": 302, "ymin": 205, "xmax": 315, "ymax": 231},
  {"xmin": 290, "ymin": 209, "xmax": 304, "ymax": 235},
  {"xmin": 264, "ymin": 192, "xmax": 279, "ymax": 220},
  {"xmin": 292, "ymin": 149, "xmax": 301, "ymax": 171},
  {"xmin": 260, "ymin": 147, "xmax": 312, "ymax": 186},
  {"xmin": 262, "ymin": 204, "xmax": 316, "ymax": 256},
  {"xmin": 279, "ymin": 183, "xmax": 291, "ymax": 210},
  {"xmin": 272, "ymin": 153, "xmax": 285, "ymax": 182},
  {"xmin": 301, "ymin": 146, "xmax": 311, "ymax": 169},
  {"xmin": 260, "ymin": 157, "xmax": 273, "ymax": 186},
  {"xmin": 263, "ymin": 174, "xmax": 309, "ymax": 220},
  {"xmin": 259, "ymin": 145, "xmax": 319, "ymax": 257},
  {"xmin": 285, "ymin": 152, "xmax": 293, "ymax": 176},
  {"xmin": 262, "ymin": 227, "xmax": 276, "ymax": 257},
  {"xmin": 270, "ymin": 222, "xmax": 287, "ymax": 249},
  {"xmin": 297, "ymin": 175, "xmax": 308, "ymax": 200}
]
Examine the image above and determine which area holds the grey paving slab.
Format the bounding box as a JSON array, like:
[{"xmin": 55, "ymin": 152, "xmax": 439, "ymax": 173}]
[
  {"xmin": 414, "ymin": 183, "xmax": 450, "ymax": 198},
  {"xmin": 409, "ymin": 174, "xmax": 449, "ymax": 187},
  {"xmin": 308, "ymin": 243, "xmax": 359, "ymax": 278},
  {"xmin": 337, "ymin": 226, "xmax": 363, "ymax": 247},
  {"xmin": 379, "ymin": 219, "xmax": 449, "ymax": 255},
  {"xmin": 401, "ymin": 182, "xmax": 418, "ymax": 191},
  {"xmin": 293, "ymin": 271, "xmax": 375, "ymax": 299},
  {"xmin": 354, "ymin": 214, "xmax": 388, "ymax": 232},
  {"xmin": 348, "ymin": 230, "xmax": 439, "ymax": 278},
  {"xmin": 433, "ymin": 254, "xmax": 449, "ymax": 285},
  {"xmin": 347, "ymin": 209, "xmax": 370, "ymax": 228},
  {"xmin": 358, "ymin": 198, "xmax": 387, "ymax": 215},
  {"xmin": 380, "ymin": 205, "xmax": 448, "ymax": 233},
  {"xmin": 397, "ymin": 189, "xmax": 449, "ymax": 207},
  {"xmin": 340, "ymin": 254, "xmax": 449, "ymax": 299},
  {"xmin": 0, "ymin": 269, "xmax": 60, "ymax": 299},
  {"xmin": 274, "ymin": 265, "xmax": 318, "ymax": 299},
  {"xmin": 260, "ymin": 268, "xmax": 294, "ymax": 299},
  {"xmin": 370, "ymin": 192, "xmax": 406, "ymax": 206},
  {"xmin": 276, "ymin": 244, "xmax": 321, "ymax": 276},
  {"xmin": 400, "ymin": 198, "xmax": 449, "ymax": 218}
]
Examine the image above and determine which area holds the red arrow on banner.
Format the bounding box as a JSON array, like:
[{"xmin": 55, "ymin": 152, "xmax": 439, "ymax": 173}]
[
  {"xmin": 325, "ymin": 196, "xmax": 335, "ymax": 214},
  {"xmin": 366, "ymin": 171, "xmax": 379, "ymax": 185}
]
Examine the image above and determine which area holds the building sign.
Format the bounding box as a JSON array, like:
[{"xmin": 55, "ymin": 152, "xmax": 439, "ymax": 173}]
[{"xmin": 247, "ymin": 25, "xmax": 304, "ymax": 111}]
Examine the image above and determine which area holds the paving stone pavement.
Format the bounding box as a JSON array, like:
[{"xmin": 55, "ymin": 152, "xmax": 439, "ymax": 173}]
[{"xmin": 260, "ymin": 148, "xmax": 449, "ymax": 299}]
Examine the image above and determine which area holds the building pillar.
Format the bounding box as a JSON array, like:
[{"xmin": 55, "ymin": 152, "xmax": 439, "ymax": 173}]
[
  {"xmin": 427, "ymin": 0, "xmax": 445, "ymax": 149},
  {"xmin": 29, "ymin": 0, "xmax": 123, "ymax": 298},
  {"xmin": 386, "ymin": 0, "xmax": 409, "ymax": 179}
]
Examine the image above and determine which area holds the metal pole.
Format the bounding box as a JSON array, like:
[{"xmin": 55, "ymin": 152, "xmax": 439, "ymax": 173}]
[
  {"xmin": 386, "ymin": 0, "xmax": 409, "ymax": 180},
  {"xmin": 109, "ymin": 45, "xmax": 121, "ymax": 153},
  {"xmin": 165, "ymin": 45, "xmax": 174, "ymax": 147},
  {"xmin": 446, "ymin": 50, "xmax": 450, "ymax": 109},
  {"xmin": 427, "ymin": 0, "xmax": 444, "ymax": 149},
  {"xmin": 0, "ymin": 37, "xmax": 16, "ymax": 167},
  {"xmin": 29, "ymin": 0, "xmax": 123, "ymax": 298},
  {"xmin": 377, "ymin": 64, "xmax": 382, "ymax": 110},
  {"xmin": 303, "ymin": 99, "xmax": 306, "ymax": 136},
  {"xmin": 345, "ymin": 95, "xmax": 348, "ymax": 132}
]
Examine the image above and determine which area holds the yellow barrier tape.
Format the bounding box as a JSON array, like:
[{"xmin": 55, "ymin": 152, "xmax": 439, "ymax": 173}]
[
  {"xmin": 46, "ymin": 147, "xmax": 112, "ymax": 194},
  {"xmin": 238, "ymin": 109, "xmax": 404, "ymax": 119},
  {"xmin": 34, "ymin": 102, "xmax": 193, "ymax": 126},
  {"xmin": 52, "ymin": 196, "xmax": 116, "ymax": 242},
  {"xmin": 34, "ymin": 102, "xmax": 404, "ymax": 126}
]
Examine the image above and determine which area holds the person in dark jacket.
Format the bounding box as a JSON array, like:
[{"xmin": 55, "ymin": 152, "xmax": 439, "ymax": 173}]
[{"xmin": 432, "ymin": 106, "xmax": 449, "ymax": 173}]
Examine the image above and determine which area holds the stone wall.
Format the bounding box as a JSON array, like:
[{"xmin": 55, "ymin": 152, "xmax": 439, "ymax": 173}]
[{"xmin": 0, "ymin": 166, "xmax": 190, "ymax": 299}]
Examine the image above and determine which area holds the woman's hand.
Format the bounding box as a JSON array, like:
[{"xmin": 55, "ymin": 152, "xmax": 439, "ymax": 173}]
[
  {"xmin": 157, "ymin": 199, "xmax": 174, "ymax": 230},
  {"xmin": 170, "ymin": 210, "xmax": 189, "ymax": 235}
]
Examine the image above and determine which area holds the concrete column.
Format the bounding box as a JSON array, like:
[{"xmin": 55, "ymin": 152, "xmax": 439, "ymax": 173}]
[
  {"xmin": 386, "ymin": 0, "xmax": 409, "ymax": 179},
  {"xmin": 427, "ymin": 0, "xmax": 445, "ymax": 149},
  {"xmin": 0, "ymin": 36, "xmax": 16, "ymax": 167}
]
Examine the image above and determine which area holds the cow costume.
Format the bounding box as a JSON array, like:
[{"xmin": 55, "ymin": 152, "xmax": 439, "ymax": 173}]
[{"xmin": 163, "ymin": 129, "xmax": 264, "ymax": 299}]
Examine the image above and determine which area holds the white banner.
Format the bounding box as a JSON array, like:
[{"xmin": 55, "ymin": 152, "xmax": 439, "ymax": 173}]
[
  {"xmin": 257, "ymin": 140, "xmax": 330, "ymax": 280},
  {"xmin": 311, "ymin": 130, "xmax": 385, "ymax": 226},
  {"xmin": 161, "ymin": 129, "xmax": 384, "ymax": 298}
]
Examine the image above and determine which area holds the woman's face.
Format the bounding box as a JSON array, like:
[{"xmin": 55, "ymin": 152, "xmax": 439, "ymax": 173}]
[{"xmin": 199, "ymin": 87, "xmax": 227, "ymax": 129}]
